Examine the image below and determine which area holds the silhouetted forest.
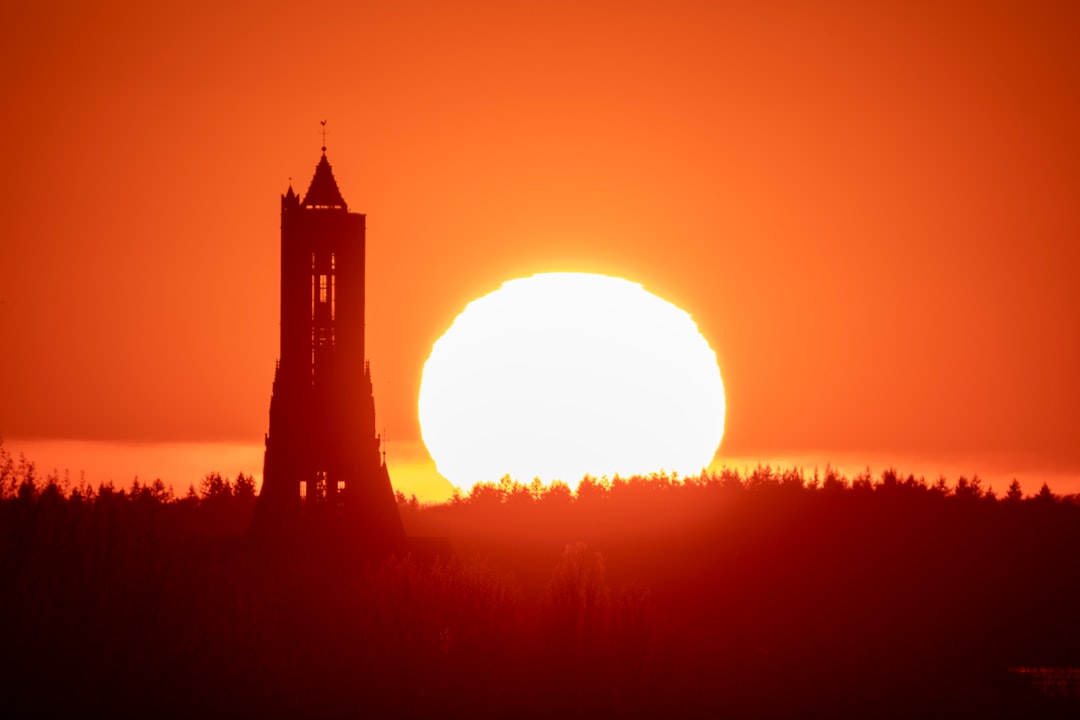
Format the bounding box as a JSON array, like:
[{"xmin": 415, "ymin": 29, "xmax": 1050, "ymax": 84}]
[{"xmin": 2, "ymin": 440, "xmax": 1078, "ymax": 718}]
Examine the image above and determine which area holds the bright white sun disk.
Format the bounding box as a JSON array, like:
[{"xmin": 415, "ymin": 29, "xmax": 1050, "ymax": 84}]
[{"xmin": 418, "ymin": 273, "xmax": 726, "ymax": 489}]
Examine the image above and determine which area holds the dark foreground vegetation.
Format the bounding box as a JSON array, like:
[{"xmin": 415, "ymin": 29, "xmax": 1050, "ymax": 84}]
[{"xmin": 2, "ymin": 441, "xmax": 1079, "ymax": 718}]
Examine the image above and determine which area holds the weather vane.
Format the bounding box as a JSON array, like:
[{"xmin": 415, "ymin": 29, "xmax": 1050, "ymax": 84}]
[{"xmin": 320, "ymin": 119, "xmax": 328, "ymax": 152}]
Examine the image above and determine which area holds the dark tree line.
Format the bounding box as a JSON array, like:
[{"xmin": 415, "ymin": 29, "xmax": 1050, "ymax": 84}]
[{"xmin": 1, "ymin": 439, "xmax": 1078, "ymax": 718}]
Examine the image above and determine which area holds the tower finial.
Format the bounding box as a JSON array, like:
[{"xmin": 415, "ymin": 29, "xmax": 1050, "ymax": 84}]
[{"xmin": 320, "ymin": 119, "xmax": 328, "ymax": 153}]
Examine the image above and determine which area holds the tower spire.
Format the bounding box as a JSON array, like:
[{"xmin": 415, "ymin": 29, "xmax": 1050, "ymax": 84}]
[
  {"xmin": 301, "ymin": 152, "xmax": 347, "ymax": 209},
  {"xmin": 320, "ymin": 119, "xmax": 328, "ymax": 153}
]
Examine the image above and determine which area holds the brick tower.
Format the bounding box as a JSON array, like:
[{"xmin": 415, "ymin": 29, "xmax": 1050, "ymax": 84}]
[{"xmin": 251, "ymin": 146, "xmax": 404, "ymax": 552}]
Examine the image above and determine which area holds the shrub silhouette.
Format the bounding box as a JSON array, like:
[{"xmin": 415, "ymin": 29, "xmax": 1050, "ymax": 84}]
[{"xmin": 548, "ymin": 541, "xmax": 610, "ymax": 654}]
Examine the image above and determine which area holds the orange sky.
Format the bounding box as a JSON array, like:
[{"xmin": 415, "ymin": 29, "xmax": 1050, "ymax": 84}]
[{"xmin": 1, "ymin": 1, "xmax": 1078, "ymax": 495}]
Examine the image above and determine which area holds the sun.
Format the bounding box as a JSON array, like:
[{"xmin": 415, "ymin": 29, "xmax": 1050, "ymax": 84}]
[{"xmin": 418, "ymin": 273, "xmax": 726, "ymax": 489}]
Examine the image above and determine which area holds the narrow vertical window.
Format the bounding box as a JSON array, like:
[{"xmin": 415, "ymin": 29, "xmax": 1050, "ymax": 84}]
[
  {"xmin": 330, "ymin": 252, "xmax": 336, "ymax": 270},
  {"xmin": 337, "ymin": 480, "xmax": 345, "ymax": 492},
  {"xmin": 319, "ymin": 274, "xmax": 328, "ymax": 303},
  {"xmin": 329, "ymin": 275, "xmax": 335, "ymax": 320},
  {"xmin": 299, "ymin": 480, "xmax": 307, "ymax": 501}
]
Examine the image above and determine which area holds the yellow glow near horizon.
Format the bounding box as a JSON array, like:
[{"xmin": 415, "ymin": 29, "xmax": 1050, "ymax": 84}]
[{"xmin": 418, "ymin": 273, "xmax": 726, "ymax": 489}]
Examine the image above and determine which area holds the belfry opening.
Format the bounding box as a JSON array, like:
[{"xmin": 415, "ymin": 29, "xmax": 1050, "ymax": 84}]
[{"xmin": 251, "ymin": 147, "xmax": 404, "ymax": 553}]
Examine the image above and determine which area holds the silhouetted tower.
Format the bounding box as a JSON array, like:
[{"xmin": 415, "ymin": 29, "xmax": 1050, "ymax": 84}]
[{"xmin": 252, "ymin": 147, "xmax": 404, "ymax": 551}]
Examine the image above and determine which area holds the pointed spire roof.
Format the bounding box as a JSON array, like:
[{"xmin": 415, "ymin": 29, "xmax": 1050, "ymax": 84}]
[{"xmin": 302, "ymin": 153, "xmax": 347, "ymax": 209}]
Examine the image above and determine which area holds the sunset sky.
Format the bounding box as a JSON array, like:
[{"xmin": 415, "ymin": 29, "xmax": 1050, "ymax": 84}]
[{"xmin": 1, "ymin": 1, "xmax": 1078, "ymax": 499}]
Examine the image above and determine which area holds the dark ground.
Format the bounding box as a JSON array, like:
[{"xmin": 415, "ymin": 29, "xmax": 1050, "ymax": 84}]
[{"xmin": 2, "ymin": 456, "xmax": 1078, "ymax": 718}]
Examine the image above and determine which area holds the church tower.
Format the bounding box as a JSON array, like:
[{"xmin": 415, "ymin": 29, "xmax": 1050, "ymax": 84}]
[{"xmin": 251, "ymin": 146, "xmax": 404, "ymax": 552}]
